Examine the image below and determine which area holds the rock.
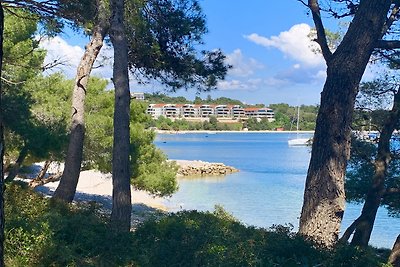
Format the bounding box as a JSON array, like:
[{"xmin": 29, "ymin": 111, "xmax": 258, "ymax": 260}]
[{"xmin": 172, "ymin": 160, "xmax": 239, "ymax": 177}]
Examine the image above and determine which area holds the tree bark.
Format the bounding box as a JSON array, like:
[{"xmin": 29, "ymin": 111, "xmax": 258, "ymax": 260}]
[
  {"xmin": 53, "ymin": 0, "xmax": 109, "ymax": 202},
  {"xmin": 299, "ymin": 0, "xmax": 391, "ymax": 247},
  {"xmin": 36, "ymin": 160, "xmax": 52, "ymax": 181},
  {"xmin": 110, "ymin": 0, "xmax": 132, "ymax": 232},
  {"xmin": 5, "ymin": 144, "xmax": 28, "ymax": 183},
  {"xmin": 389, "ymin": 234, "xmax": 400, "ymax": 267},
  {"xmin": 349, "ymin": 90, "xmax": 400, "ymax": 247},
  {"xmin": 29, "ymin": 173, "xmax": 62, "ymax": 188},
  {"xmin": 0, "ymin": 4, "xmax": 5, "ymax": 266}
]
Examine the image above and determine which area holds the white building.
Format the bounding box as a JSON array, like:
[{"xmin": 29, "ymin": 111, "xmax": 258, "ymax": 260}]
[
  {"xmin": 146, "ymin": 103, "xmax": 275, "ymax": 121},
  {"xmin": 131, "ymin": 92, "xmax": 145, "ymax": 100}
]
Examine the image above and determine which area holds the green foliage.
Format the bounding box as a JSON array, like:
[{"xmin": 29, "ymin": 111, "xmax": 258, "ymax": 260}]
[
  {"xmin": 83, "ymin": 77, "xmax": 114, "ymax": 171},
  {"xmin": 144, "ymin": 92, "xmax": 190, "ymax": 104},
  {"xmin": 245, "ymin": 117, "xmax": 275, "ymax": 131},
  {"xmin": 126, "ymin": 0, "xmax": 229, "ymax": 91},
  {"xmin": 269, "ymin": 103, "xmax": 318, "ymax": 131},
  {"xmin": 5, "ymin": 183, "xmax": 136, "ymax": 266},
  {"xmin": 83, "ymin": 81, "xmax": 178, "ymax": 197},
  {"xmin": 3, "ymin": 10, "xmax": 45, "ymax": 83},
  {"xmin": 133, "ymin": 208, "xmax": 389, "ymax": 267},
  {"xmin": 346, "ymin": 136, "xmax": 400, "ymax": 216},
  {"xmin": 150, "ymin": 116, "xmax": 242, "ymax": 131},
  {"xmin": 133, "ymin": 210, "xmax": 318, "ymax": 266},
  {"xmin": 3, "ymin": 11, "xmax": 70, "ymax": 166},
  {"xmin": 130, "ymin": 101, "xmax": 178, "ymax": 197},
  {"xmin": 4, "ymin": 185, "xmax": 391, "ymax": 266},
  {"xmin": 327, "ymin": 245, "xmax": 391, "ymax": 267}
]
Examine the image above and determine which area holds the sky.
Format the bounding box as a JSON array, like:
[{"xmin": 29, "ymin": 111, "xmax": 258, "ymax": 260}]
[{"xmin": 39, "ymin": 0, "xmax": 360, "ymax": 106}]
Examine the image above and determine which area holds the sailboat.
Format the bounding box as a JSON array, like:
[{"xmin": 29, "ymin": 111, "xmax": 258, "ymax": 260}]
[{"xmin": 288, "ymin": 106, "xmax": 310, "ymax": 146}]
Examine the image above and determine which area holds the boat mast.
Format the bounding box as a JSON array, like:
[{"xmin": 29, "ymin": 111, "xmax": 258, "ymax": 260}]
[{"xmin": 296, "ymin": 106, "xmax": 300, "ymax": 134}]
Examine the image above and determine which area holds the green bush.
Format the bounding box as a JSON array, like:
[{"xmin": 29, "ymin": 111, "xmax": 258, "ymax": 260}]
[
  {"xmin": 132, "ymin": 209, "xmax": 325, "ymax": 266},
  {"xmin": 5, "ymin": 183, "xmax": 136, "ymax": 266},
  {"xmin": 4, "ymin": 183, "xmax": 392, "ymax": 266}
]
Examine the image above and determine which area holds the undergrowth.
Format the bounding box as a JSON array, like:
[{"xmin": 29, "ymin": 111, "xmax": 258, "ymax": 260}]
[{"xmin": 4, "ymin": 183, "xmax": 392, "ymax": 266}]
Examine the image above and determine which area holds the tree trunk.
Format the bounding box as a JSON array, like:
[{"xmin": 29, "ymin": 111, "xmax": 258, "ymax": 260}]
[
  {"xmin": 5, "ymin": 144, "xmax": 28, "ymax": 183},
  {"xmin": 110, "ymin": 0, "xmax": 132, "ymax": 232},
  {"xmin": 28, "ymin": 160, "xmax": 52, "ymax": 187},
  {"xmin": 0, "ymin": 4, "xmax": 5, "ymax": 266},
  {"xmin": 349, "ymin": 90, "xmax": 400, "ymax": 247},
  {"xmin": 299, "ymin": 0, "xmax": 391, "ymax": 247},
  {"xmin": 29, "ymin": 173, "xmax": 62, "ymax": 188},
  {"xmin": 389, "ymin": 234, "xmax": 400, "ymax": 267},
  {"xmin": 36, "ymin": 160, "xmax": 52, "ymax": 181},
  {"xmin": 53, "ymin": 0, "xmax": 109, "ymax": 202}
]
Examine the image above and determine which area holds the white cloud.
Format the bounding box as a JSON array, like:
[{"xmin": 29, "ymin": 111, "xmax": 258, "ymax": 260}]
[
  {"xmin": 218, "ymin": 78, "xmax": 263, "ymax": 91},
  {"xmin": 40, "ymin": 36, "xmax": 84, "ymax": 77},
  {"xmin": 40, "ymin": 36, "xmax": 113, "ymax": 80},
  {"xmin": 245, "ymin": 23, "xmax": 324, "ymax": 67},
  {"xmin": 226, "ymin": 49, "xmax": 264, "ymax": 77}
]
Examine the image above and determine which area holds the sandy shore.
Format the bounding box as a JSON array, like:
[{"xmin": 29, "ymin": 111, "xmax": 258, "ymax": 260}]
[
  {"xmin": 21, "ymin": 163, "xmax": 167, "ymax": 212},
  {"xmin": 18, "ymin": 159, "xmax": 237, "ymax": 226}
]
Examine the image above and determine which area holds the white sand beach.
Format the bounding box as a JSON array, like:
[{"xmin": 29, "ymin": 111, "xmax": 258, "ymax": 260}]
[
  {"xmin": 21, "ymin": 162, "xmax": 167, "ymax": 212},
  {"xmin": 16, "ymin": 159, "xmax": 237, "ymax": 226}
]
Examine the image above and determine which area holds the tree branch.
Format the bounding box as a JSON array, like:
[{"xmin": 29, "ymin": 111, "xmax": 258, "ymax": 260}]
[
  {"xmin": 384, "ymin": 187, "xmax": 400, "ymax": 195},
  {"xmin": 381, "ymin": 2, "xmax": 400, "ymax": 37},
  {"xmin": 308, "ymin": 0, "xmax": 332, "ymax": 62},
  {"xmin": 0, "ymin": 76, "xmax": 25, "ymax": 85},
  {"xmin": 375, "ymin": 40, "xmax": 400, "ymax": 49}
]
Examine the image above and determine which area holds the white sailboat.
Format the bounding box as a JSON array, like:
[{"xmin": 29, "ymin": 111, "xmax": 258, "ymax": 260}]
[{"xmin": 288, "ymin": 106, "xmax": 310, "ymax": 146}]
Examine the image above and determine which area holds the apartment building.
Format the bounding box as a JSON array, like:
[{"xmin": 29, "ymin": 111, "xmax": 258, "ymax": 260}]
[
  {"xmin": 244, "ymin": 107, "xmax": 275, "ymax": 120},
  {"xmin": 146, "ymin": 103, "xmax": 275, "ymax": 121}
]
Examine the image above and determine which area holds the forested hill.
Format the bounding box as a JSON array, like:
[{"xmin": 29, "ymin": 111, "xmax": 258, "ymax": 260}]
[
  {"xmin": 143, "ymin": 93, "xmax": 319, "ymax": 131},
  {"xmin": 144, "ymin": 93, "xmax": 262, "ymax": 107}
]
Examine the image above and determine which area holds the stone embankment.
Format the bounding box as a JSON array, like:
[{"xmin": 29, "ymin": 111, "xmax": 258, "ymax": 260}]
[{"xmin": 173, "ymin": 160, "xmax": 239, "ymax": 177}]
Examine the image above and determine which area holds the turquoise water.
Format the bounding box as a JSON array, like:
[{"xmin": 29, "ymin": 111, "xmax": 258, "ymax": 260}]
[{"xmin": 155, "ymin": 132, "xmax": 400, "ymax": 248}]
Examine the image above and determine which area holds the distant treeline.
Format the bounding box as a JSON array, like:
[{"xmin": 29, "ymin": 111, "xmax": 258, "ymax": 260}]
[
  {"xmin": 144, "ymin": 93, "xmax": 264, "ymax": 107},
  {"xmin": 143, "ymin": 93, "xmax": 319, "ymax": 131}
]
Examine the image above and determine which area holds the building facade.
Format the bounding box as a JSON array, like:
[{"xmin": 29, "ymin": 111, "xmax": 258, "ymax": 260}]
[{"xmin": 146, "ymin": 103, "xmax": 275, "ymax": 121}]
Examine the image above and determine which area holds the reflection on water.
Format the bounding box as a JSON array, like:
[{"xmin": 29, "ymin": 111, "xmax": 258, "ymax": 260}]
[{"xmin": 155, "ymin": 132, "xmax": 400, "ymax": 248}]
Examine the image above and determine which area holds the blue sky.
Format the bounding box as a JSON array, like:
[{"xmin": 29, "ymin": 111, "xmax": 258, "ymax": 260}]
[{"xmin": 40, "ymin": 1, "xmax": 348, "ymax": 106}]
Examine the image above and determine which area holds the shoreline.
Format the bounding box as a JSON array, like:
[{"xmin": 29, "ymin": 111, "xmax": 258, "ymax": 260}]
[
  {"xmin": 19, "ymin": 163, "xmax": 168, "ymax": 212},
  {"xmin": 22, "ymin": 159, "xmax": 238, "ymax": 213},
  {"xmin": 155, "ymin": 130, "xmax": 315, "ymax": 134}
]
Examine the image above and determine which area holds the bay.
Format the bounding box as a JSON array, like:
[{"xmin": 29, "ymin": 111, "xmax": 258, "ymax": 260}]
[{"xmin": 155, "ymin": 132, "xmax": 400, "ymax": 249}]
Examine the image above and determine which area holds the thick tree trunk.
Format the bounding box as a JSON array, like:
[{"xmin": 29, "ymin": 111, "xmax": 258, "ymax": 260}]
[
  {"xmin": 299, "ymin": 0, "xmax": 391, "ymax": 247},
  {"xmin": 389, "ymin": 234, "xmax": 400, "ymax": 267},
  {"xmin": 349, "ymin": 91, "xmax": 400, "ymax": 247},
  {"xmin": 5, "ymin": 144, "xmax": 28, "ymax": 183},
  {"xmin": 0, "ymin": 4, "xmax": 5, "ymax": 266},
  {"xmin": 110, "ymin": 0, "xmax": 131, "ymax": 232},
  {"xmin": 53, "ymin": 1, "xmax": 109, "ymax": 202}
]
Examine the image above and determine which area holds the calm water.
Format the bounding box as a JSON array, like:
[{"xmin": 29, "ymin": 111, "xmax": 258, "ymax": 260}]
[{"xmin": 155, "ymin": 132, "xmax": 400, "ymax": 248}]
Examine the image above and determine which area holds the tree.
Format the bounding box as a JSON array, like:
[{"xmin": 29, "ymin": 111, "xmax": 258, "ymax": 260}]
[
  {"xmin": 81, "ymin": 79, "xmax": 178, "ymax": 196},
  {"xmin": 53, "ymin": 0, "xmax": 109, "ymax": 202},
  {"xmin": 0, "ymin": 4, "xmax": 4, "ymax": 265},
  {"xmin": 109, "ymin": 0, "xmax": 131, "ymax": 232},
  {"xmin": 0, "ymin": 1, "xmax": 94, "ymax": 264},
  {"xmin": 54, "ymin": 0, "xmax": 228, "ymax": 205},
  {"xmin": 1, "ymin": 10, "xmax": 71, "ymax": 182},
  {"xmin": 340, "ymin": 75, "xmax": 400, "ymax": 247},
  {"xmin": 299, "ymin": 0, "xmax": 397, "ymax": 247}
]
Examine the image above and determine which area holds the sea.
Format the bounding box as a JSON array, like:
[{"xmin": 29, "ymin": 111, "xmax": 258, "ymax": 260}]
[{"xmin": 154, "ymin": 132, "xmax": 400, "ymax": 249}]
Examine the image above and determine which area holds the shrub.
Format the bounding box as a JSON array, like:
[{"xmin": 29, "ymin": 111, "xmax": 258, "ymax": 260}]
[
  {"xmin": 5, "ymin": 183, "xmax": 136, "ymax": 266},
  {"xmin": 4, "ymin": 184, "xmax": 392, "ymax": 266}
]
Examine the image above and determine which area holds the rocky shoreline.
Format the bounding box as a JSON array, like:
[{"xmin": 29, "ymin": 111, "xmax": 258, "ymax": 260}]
[{"xmin": 173, "ymin": 160, "xmax": 239, "ymax": 177}]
